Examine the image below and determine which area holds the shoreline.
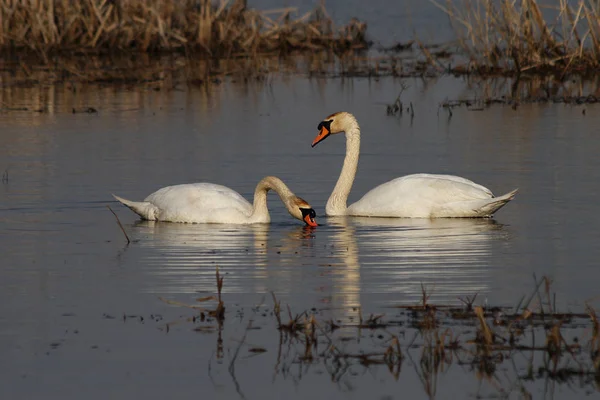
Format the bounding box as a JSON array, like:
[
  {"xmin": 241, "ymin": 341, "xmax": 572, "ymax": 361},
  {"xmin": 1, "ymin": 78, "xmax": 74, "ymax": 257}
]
[{"xmin": 2, "ymin": 0, "xmax": 600, "ymax": 87}]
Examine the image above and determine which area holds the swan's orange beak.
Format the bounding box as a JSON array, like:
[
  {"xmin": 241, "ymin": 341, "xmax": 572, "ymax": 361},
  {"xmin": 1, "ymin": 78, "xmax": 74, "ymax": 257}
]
[
  {"xmin": 301, "ymin": 208, "xmax": 318, "ymax": 227},
  {"xmin": 304, "ymin": 213, "xmax": 318, "ymax": 227},
  {"xmin": 312, "ymin": 125, "xmax": 330, "ymax": 147}
]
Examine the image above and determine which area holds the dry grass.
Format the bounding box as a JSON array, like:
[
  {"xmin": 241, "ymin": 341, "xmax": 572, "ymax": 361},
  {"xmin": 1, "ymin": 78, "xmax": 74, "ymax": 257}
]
[
  {"xmin": 0, "ymin": 0, "xmax": 367, "ymax": 58},
  {"xmin": 431, "ymin": 0, "xmax": 600, "ymax": 76},
  {"xmin": 0, "ymin": 0, "xmax": 372, "ymax": 86},
  {"xmin": 5, "ymin": 0, "xmax": 600, "ymax": 84}
]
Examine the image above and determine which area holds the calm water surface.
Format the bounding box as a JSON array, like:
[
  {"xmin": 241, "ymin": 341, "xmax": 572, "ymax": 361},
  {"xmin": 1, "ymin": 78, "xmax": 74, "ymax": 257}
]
[{"xmin": 2, "ymin": 74, "xmax": 600, "ymax": 399}]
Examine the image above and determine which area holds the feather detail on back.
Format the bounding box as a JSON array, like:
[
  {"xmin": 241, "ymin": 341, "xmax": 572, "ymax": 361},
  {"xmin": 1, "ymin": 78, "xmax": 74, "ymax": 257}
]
[{"xmin": 347, "ymin": 174, "xmax": 515, "ymax": 218}]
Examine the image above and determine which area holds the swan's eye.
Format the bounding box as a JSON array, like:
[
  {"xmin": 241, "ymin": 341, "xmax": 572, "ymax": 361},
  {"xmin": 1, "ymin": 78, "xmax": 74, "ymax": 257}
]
[
  {"xmin": 300, "ymin": 207, "xmax": 318, "ymax": 226},
  {"xmin": 300, "ymin": 208, "xmax": 316, "ymax": 218},
  {"xmin": 317, "ymin": 120, "xmax": 333, "ymax": 132}
]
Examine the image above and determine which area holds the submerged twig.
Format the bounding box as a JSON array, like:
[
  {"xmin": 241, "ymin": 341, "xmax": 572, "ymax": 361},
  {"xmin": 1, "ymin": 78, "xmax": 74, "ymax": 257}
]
[{"xmin": 107, "ymin": 205, "xmax": 131, "ymax": 244}]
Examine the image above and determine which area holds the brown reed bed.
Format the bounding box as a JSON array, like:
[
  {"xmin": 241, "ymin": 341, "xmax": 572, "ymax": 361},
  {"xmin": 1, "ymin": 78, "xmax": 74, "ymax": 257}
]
[
  {"xmin": 0, "ymin": 0, "xmax": 376, "ymax": 86},
  {"xmin": 4, "ymin": 0, "xmax": 600, "ymax": 87},
  {"xmin": 0, "ymin": 0, "xmax": 367, "ymax": 58},
  {"xmin": 430, "ymin": 0, "xmax": 600, "ymax": 77},
  {"xmin": 0, "ymin": 1, "xmax": 465, "ymax": 87}
]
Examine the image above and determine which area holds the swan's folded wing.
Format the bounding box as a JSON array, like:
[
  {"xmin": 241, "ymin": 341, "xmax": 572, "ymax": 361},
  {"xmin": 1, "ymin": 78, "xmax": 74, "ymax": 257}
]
[
  {"xmin": 348, "ymin": 174, "xmax": 495, "ymax": 217},
  {"xmin": 144, "ymin": 183, "xmax": 252, "ymax": 222},
  {"xmin": 401, "ymin": 174, "xmax": 494, "ymax": 197}
]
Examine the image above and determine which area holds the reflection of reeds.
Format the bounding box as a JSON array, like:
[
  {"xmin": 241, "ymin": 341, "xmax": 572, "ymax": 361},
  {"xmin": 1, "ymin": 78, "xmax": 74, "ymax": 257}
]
[
  {"xmin": 0, "ymin": 0, "xmax": 367, "ymax": 57},
  {"xmin": 158, "ymin": 266, "xmax": 225, "ymax": 322},
  {"xmin": 586, "ymin": 304, "xmax": 600, "ymax": 373},
  {"xmin": 0, "ymin": 51, "xmax": 379, "ymax": 86},
  {"xmin": 153, "ymin": 274, "xmax": 600, "ymax": 395},
  {"xmin": 438, "ymin": 74, "xmax": 600, "ymax": 108},
  {"xmin": 431, "ymin": 0, "xmax": 600, "ymax": 75}
]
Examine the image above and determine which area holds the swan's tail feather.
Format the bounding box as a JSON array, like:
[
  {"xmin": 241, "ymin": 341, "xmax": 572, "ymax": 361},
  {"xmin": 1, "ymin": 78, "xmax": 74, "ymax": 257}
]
[
  {"xmin": 112, "ymin": 194, "xmax": 158, "ymax": 220},
  {"xmin": 431, "ymin": 189, "xmax": 518, "ymax": 218},
  {"xmin": 474, "ymin": 188, "xmax": 518, "ymax": 217}
]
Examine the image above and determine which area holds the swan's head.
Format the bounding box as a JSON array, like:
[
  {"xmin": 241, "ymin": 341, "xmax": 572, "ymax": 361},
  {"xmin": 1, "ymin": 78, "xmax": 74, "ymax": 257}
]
[
  {"xmin": 312, "ymin": 112, "xmax": 358, "ymax": 147},
  {"xmin": 288, "ymin": 197, "xmax": 318, "ymax": 227}
]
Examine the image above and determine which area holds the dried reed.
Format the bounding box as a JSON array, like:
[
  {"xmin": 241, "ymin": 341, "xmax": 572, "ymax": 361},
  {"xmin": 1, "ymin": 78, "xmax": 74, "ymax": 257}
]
[
  {"xmin": 431, "ymin": 0, "xmax": 600, "ymax": 76},
  {"xmin": 0, "ymin": 0, "xmax": 367, "ymax": 57}
]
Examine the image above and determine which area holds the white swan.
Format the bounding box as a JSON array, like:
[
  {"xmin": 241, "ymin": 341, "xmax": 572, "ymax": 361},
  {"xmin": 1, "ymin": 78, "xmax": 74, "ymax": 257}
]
[
  {"xmin": 311, "ymin": 112, "xmax": 518, "ymax": 218},
  {"xmin": 113, "ymin": 176, "xmax": 318, "ymax": 226}
]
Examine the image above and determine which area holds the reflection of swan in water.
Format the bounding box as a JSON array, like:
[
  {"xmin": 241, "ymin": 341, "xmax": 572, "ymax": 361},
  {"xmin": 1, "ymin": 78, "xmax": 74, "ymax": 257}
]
[
  {"xmin": 123, "ymin": 217, "xmax": 507, "ymax": 309},
  {"xmin": 134, "ymin": 220, "xmax": 270, "ymax": 253},
  {"xmin": 130, "ymin": 221, "xmax": 271, "ymax": 295},
  {"xmin": 325, "ymin": 217, "xmax": 507, "ymax": 306},
  {"xmin": 314, "ymin": 218, "xmax": 361, "ymax": 310},
  {"xmin": 128, "ymin": 222, "xmax": 319, "ymax": 300}
]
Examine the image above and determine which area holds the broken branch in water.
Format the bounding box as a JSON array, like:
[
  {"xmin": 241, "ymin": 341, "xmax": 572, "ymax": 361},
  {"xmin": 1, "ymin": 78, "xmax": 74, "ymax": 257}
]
[{"xmin": 106, "ymin": 205, "xmax": 131, "ymax": 244}]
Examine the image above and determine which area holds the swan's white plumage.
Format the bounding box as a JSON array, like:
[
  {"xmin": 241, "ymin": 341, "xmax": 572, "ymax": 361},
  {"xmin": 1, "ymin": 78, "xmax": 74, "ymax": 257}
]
[
  {"xmin": 347, "ymin": 174, "xmax": 502, "ymax": 217},
  {"xmin": 314, "ymin": 112, "xmax": 518, "ymax": 218},
  {"xmin": 113, "ymin": 176, "xmax": 316, "ymax": 225},
  {"xmin": 143, "ymin": 183, "xmax": 255, "ymax": 223},
  {"xmin": 347, "ymin": 174, "xmax": 517, "ymax": 217}
]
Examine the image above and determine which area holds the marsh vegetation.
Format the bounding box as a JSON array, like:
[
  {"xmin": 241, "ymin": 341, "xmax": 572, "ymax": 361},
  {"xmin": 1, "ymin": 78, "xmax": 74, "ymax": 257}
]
[
  {"xmin": 432, "ymin": 0, "xmax": 600, "ymax": 77},
  {"xmin": 3, "ymin": 0, "xmax": 600, "ymax": 86},
  {"xmin": 152, "ymin": 272, "xmax": 600, "ymax": 398}
]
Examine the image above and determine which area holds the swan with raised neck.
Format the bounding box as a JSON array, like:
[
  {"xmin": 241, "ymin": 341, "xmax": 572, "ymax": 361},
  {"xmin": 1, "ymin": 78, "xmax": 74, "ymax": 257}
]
[{"xmin": 311, "ymin": 111, "xmax": 517, "ymax": 218}]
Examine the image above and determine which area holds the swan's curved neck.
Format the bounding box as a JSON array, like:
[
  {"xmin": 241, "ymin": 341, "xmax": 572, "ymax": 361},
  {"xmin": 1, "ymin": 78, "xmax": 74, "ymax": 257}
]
[
  {"xmin": 326, "ymin": 123, "xmax": 360, "ymax": 216},
  {"xmin": 249, "ymin": 176, "xmax": 294, "ymax": 222}
]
